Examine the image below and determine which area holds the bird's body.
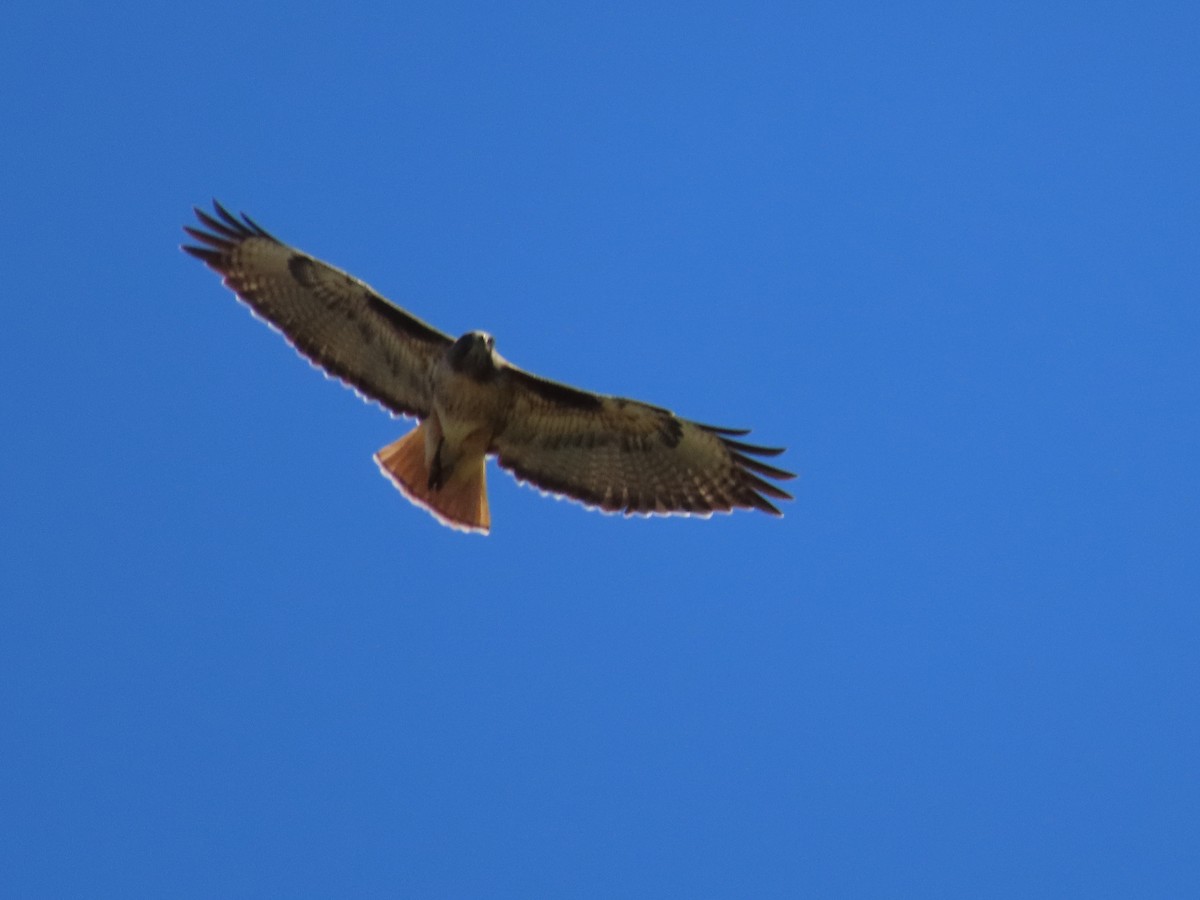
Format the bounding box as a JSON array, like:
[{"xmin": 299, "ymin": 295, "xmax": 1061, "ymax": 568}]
[{"xmin": 183, "ymin": 202, "xmax": 794, "ymax": 533}]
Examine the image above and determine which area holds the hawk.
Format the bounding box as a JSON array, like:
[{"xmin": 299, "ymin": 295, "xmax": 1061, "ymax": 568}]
[{"xmin": 183, "ymin": 202, "xmax": 794, "ymax": 533}]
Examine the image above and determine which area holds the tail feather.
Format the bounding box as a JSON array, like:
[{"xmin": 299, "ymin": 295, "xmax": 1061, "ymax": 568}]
[{"xmin": 374, "ymin": 424, "xmax": 491, "ymax": 534}]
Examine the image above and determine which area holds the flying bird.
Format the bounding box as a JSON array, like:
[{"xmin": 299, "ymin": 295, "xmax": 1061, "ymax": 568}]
[{"xmin": 182, "ymin": 202, "xmax": 794, "ymax": 533}]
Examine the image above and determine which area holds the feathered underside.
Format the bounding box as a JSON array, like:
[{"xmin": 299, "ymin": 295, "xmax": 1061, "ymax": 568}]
[
  {"xmin": 184, "ymin": 201, "xmax": 795, "ymax": 528},
  {"xmin": 490, "ymin": 381, "xmax": 795, "ymax": 518},
  {"xmin": 182, "ymin": 201, "xmax": 452, "ymax": 419}
]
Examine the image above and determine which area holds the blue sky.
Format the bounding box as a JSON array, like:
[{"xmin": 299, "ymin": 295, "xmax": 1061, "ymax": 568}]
[{"xmin": 2, "ymin": 1, "xmax": 1197, "ymax": 895}]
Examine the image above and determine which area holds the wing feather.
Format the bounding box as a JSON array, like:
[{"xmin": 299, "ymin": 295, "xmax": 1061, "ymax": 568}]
[
  {"xmin": 182, "ymin": 201, "xmax": 452, "ymax": 418},
  {"xmin": 492, "ymin": 366, "xmax": 795, "ymax": 518}
]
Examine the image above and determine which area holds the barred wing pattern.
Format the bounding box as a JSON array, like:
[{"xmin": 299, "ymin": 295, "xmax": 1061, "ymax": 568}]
[
  {"xmin": 184, "ymin": 202, "xmax": 795, "ymax": 528},
  {"xmin": 493, "ymin": 368, "xmax": 794, "ymax": 517},
  {"xmin": 183, "ymin": 202, "xmax": 452, "ymax": 419}
]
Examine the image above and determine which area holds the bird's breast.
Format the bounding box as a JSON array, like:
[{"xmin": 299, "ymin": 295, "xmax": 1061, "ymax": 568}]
[{"xmin": 431, "ymin": 364, "xmax": 510, "ymax": 444}]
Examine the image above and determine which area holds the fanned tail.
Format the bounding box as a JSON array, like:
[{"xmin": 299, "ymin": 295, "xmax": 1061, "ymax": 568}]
[{"xmin": 374, "ymin": 424, "xmax": 490, "ymax": 534}]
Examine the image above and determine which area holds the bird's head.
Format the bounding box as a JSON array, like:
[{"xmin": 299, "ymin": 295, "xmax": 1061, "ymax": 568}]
[{"xmin": 447, "ymin": 330, "xmax": 499, "ymax": 379}]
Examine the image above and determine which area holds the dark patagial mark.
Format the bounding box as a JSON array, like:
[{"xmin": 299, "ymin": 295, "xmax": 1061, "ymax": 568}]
[
  {"xmin": 505, "ymin": 369, "xmax": 605, "ymax": 411},
  {"xmin": 367, "ymin": 292, "xmax": 452, "ymax": 346}
]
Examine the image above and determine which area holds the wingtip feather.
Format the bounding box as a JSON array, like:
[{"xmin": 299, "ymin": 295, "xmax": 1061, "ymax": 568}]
[{"xmin": 181, "ymin": 244, "xmax": 225, "ymax": 266}]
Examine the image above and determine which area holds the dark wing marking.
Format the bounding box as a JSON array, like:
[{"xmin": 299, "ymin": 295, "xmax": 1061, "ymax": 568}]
[
  {"xmin": 503, "ymin": 367, "xmax": 605, "ymax": 411},
  {"xmin": 491, "ymin": 365, "xmax": 794, "ymax": 518},
  {"xmin": 183, "ymin": 201, "xmax": 452, "ymax": 418}
]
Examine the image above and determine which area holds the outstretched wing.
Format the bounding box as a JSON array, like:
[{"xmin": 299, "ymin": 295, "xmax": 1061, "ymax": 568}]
[
  {"xmin": 182, "ymin": 201, "xmax": 453, "ymax": 419},
  {"xmin": 491, "ymin": 366, "xmax": 795, "ymax": 517}
]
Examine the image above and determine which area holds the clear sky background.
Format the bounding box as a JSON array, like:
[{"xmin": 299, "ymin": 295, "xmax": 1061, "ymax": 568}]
[{"xmin": 2, "ymin": 1, "xmax": 1197, "ymax": 896}]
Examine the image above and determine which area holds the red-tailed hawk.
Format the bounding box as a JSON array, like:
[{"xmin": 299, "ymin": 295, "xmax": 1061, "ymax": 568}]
[{"xmin": 183, "ymin": 202, "xmax": 794, "ymax": 533}]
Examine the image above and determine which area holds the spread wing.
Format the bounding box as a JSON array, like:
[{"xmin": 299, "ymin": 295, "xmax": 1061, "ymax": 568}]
[
  {"xmin": 492, "ymin": 366, "xmax": 795, "ymax": 517},
  {"xmin": 182, "ymin": 201, "xmax": 452, "ymax": 418}
]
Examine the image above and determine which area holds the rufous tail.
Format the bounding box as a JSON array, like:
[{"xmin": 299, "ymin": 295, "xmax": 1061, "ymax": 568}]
[{"xmin": 374, "ymin": 424, "xmax": 491, "ymax": 534}]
